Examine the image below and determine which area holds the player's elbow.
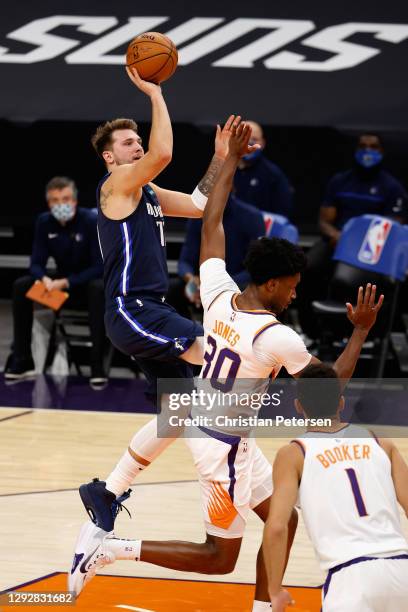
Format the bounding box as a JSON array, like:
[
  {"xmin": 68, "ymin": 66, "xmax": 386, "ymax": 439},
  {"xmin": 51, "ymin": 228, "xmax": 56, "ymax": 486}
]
[
  {"xmin": 149, "ymin": 149, "xmax": 172, "ymax": 171},
  {"xmin": 157, "ymin": 148, "xmax": 172, "ymax": 166}
]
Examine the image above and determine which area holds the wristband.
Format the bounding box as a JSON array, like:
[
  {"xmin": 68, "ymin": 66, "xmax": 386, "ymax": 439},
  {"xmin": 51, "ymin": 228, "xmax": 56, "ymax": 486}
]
[{"xmin": 191, "ymin": 186, "xmax": 208, "ymax": 211}]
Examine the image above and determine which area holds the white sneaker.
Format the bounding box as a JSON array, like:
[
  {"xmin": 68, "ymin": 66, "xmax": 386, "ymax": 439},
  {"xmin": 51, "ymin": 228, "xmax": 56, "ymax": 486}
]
[{"xmin": 68, "ymin": 520, "xmax": 115, "ymax": 597}]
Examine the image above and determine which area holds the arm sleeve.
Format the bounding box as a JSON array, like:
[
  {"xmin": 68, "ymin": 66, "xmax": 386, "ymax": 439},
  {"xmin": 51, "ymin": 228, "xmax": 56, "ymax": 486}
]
[
  {"xmin": 67, "ymin": 218, "xmax": 103, "ymax": 287},
  {"xmin": 199, "ymin": 258, "xmax": 239, "ymax": 311},
  {"xmin": 253, "ymin": 324, "xmax": 312, "ymax": 375},
  {"xmin": 29, "ymin": 217, "xmax": 49, "ymax": 279},
  {"xmin": 178, "ymin": 220, "xmax": 200, "ymax": 279}
]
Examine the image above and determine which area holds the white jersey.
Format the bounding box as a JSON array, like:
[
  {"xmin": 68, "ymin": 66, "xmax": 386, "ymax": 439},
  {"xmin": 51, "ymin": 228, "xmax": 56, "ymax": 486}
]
[
  {"xmin": 295, "ymin": 425, "xmax": 408, "ymax": 571},
  {"xmin": 199, "ymin": 258, "xmax": 312, "ymax": 380},
  {"xmin": 195, "ymin": 259, "xmax": 312, "ymax": 433}
]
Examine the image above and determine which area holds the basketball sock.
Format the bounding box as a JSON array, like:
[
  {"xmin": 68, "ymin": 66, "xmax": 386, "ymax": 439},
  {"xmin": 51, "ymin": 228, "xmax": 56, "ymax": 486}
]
[
  {"xmin": 105, "ymin": 418, "xmax": 177, "ymax": 497},
  {"xmin": 252, "ymin": 601, "xmax": 271, "ymax": 611},
  {"xmin": 105, "ymin": 449, "xmax": 147, "ymax": 498},
  {"xmin": 106, "ymin": 536, "xmax": 142, "ymax": 561}
]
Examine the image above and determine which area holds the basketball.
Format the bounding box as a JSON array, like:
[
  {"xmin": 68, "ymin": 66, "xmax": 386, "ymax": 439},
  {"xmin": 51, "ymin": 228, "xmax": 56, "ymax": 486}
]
[{"xmin": 126, "ymin": 32, "xmax": 178, "ymax": 84}]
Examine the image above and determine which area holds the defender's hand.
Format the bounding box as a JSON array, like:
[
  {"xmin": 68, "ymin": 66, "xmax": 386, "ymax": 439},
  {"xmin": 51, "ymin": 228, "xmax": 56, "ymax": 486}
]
[
  {"xmin": 126, "ymin": 66, "xmax": 162, "ymax": 97},
  {"xmin": 228, "ymin": 122, "xmax": 260, "ymax": 159},
  {"xmin": 346, "ymin": 284, "xmax": 384, "ymax": 332},
  {"xmin": 270, "ymin": 589, "xmax": 295, "ymax": 611},
  {"xmin": 214, "ymin": 115, "xmax": 242, "ymax": 160}
]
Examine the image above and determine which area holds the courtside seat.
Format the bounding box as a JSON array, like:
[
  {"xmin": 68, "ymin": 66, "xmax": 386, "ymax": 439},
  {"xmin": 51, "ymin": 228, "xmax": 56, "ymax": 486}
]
[
  {"xmin": 312, "ymin": 215, "xmax": 408, "ymax": 376},
  {"xmin": 262, "ymin": 212, "xmax": 299, "ymax": 243}
]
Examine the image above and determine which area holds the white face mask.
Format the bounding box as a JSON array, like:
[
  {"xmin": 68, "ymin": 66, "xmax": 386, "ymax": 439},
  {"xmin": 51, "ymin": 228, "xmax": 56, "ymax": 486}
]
[{"xmin": 50, "ymin": 202, "xmax": 75, "ymax": 223}]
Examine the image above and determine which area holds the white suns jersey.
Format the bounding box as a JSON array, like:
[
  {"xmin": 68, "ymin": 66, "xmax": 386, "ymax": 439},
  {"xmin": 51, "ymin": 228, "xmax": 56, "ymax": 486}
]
[
  {"xmin": 295, "ymin": 425, "xmax": 408, "ymax": 570},
  {"xmin": 199, "ymin": 258, "xmax": 312, "ymax": 381}
]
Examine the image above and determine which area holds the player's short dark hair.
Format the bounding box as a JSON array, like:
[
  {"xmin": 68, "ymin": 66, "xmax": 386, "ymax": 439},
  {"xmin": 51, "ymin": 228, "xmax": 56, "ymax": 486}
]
[
  {"xmin": 296, "ymin": 363, "xmax": 342, "ymax": 418},
  {"xmin": 244, "ymin": 237, "xmax": 306, "ymax": 285},
  {"xmin": 45, "ymin": 176, "xmax": 78, "ymax": 199},
  {"xmin": 91, "ymin": 118, "xmax": 139, "ymax": 159}
]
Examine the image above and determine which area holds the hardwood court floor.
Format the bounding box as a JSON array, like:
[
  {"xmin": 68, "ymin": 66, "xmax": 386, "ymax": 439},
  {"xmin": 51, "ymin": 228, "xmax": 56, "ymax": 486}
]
[
  {"xmin": 0, "ymin": 406, "xmax": 407, "ymax": 611},
  {"xmin": 0, "ymin": 574, "xmax": 322, "ymax": 611}
]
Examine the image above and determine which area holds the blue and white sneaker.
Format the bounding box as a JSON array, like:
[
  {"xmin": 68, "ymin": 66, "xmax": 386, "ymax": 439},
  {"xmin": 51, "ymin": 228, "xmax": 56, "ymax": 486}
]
[
  {"xmin": 79, "ymin": 478, "xmax": 132, "ymax": 532},
  {"xmin": 68, "ymin": 521, "xmax": 115, "ymax": 597}
]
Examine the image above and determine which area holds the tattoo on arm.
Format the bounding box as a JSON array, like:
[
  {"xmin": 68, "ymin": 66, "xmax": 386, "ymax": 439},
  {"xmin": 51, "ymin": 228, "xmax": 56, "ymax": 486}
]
[
  {"xmin": 100, "ymin": 187, "xmax": 113, "ymax": 210},
  {"xmin": 197, "ymin": 156, "xmax": 224, "ymax": 196}
]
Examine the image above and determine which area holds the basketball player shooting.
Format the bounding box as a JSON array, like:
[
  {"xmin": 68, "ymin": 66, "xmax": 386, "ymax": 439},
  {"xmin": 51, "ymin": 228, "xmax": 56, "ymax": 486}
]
[
  {"xmin": 70, "ymin": 121, "xmax": 384, "ymax": 610},
  {"xmin": 73, "ymin": 70, "xmax": 238, "ymax": 516},
  {"xmin": 263, "ymin": 364, "xmax": 408, "ymax": 612}
]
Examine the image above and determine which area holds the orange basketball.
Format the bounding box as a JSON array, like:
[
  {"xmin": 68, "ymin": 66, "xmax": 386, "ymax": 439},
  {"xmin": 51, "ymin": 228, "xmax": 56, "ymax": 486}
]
[{"xmin": 126, "ymin": 32, "xmax": 178, "ymax": 84}]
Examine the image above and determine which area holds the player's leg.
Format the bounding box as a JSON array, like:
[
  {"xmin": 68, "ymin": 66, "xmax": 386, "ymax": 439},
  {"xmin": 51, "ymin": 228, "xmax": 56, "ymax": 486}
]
[
  {"xmin": 69, "ymin": 524, "xmax": 242, "ymax": 597},
  {"xmin": 5, "ymin": 275, "xmax": 36, "ymax": 378},
  {"xmin": 70, "ymin": 432, "xmax": 247, "ymax": 596},
  {"xmin": 179, "ymin": 336, "xmax": 204, "ymax": 365},
  {"xmin": 113, "ymin": 531, "xmax": 242, "ymax": 573},
  {"xmin": 79, "ymin": 298, "xmax": 202, "ymax": 531}
]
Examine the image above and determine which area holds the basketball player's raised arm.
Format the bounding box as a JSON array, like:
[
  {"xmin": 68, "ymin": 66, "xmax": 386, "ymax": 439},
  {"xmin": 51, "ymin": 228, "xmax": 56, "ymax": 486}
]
[
  {"xmin": 200, "ymin": 121, "xmax": 259, "ymax": 265},
  {"xmin": 293, "ymin": 284, "xmax": 384, "ymax": 387},
  {"xmin": 150, "ymin": 115, "xmax": 240, "ymax": 218},
  {"xmin": 263, "ymin": 445, "xmax": 302, "ymax": 610},
  {"xmin": 111, "ymin": 67, "xmax": 172, "ymax": 193}
]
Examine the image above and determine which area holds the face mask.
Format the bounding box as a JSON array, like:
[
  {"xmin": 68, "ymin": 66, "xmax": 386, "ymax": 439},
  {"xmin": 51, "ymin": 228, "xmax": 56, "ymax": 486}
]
[
  {"xmin": 355, "ymin": 148, "xmax": 383, "ymax": 168},
  {"xmin": 50, "ymin": 202, "xmax": 75, "ymax": 223},
  {"xmin": 243, "ymin": 147, "xmax": 262, "ymax": 163}
]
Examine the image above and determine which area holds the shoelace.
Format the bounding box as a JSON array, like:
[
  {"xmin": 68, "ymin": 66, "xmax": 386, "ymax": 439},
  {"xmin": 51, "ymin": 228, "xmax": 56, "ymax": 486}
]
[{"xmin": 111, "ymin": 488, "xmax": 132, "ymax": 521}]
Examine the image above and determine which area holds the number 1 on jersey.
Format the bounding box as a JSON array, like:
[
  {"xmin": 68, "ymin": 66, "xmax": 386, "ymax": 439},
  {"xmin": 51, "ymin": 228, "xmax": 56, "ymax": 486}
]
[{"xmin": 345, "ymin": 468, "xmax": 369, "ymax": 517}]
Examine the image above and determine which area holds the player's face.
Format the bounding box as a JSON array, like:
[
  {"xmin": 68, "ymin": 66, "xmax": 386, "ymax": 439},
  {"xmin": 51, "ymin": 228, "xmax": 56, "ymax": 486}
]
[
  {"xmin": 110, "ymin": 129, "xmax": 144, "ymax": 166},
  {"xmin": 270, "ymin": 273, "xmax": 300, "ymax": 314}
]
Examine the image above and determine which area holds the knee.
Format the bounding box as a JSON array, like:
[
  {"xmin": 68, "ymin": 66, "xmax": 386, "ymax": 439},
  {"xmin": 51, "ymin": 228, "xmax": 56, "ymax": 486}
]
[
  {"xmin": 208, "ymin": 555, "xmax": 237, "ymax": 575},
  {"xmin": 203, "ymin": 542, "xmax": 238, "ymax": 575}
]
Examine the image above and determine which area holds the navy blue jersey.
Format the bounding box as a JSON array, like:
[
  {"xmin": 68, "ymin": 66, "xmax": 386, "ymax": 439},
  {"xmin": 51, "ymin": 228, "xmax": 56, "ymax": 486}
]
[
  {"xmin": 30, "ymin": 207, "xmax": 103, "ymax": 287},
  {"xmin": 233, "ymin": 154, "xmax": 293, "ymax": 217},
  {"xmin": 96, "ymin": 174, "xmax": 169, "ymax": 303},
  {"xmin": 322, "ymin": 168, "xmax": 408, "ymax": 229}
]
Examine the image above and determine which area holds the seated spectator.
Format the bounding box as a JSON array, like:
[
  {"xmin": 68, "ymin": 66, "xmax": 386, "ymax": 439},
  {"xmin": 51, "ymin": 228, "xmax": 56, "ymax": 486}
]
[
  {"xmin": 4, "ymin": 176, "xmax": 107, "ymax": 387},
  {"xmin": 233, "ymin": 120, "xmax": 293, "ymax": 217},
  {"xmin": 298, "ymin": 133, "xmax": 408, "ymax": 339},
  {"xmin": 167, "ymin": 193, "xmax": 265, "ymax": 316}
]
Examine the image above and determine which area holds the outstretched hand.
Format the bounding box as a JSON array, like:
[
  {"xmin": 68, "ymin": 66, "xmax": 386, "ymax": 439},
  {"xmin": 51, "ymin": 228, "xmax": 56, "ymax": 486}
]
[
  {"xmin": 126, "ymin": 66, "xmax": 162, "ymax": 97},
  {"xmin": 228, "ymin": 121, "xmax": 260, "ymax": 158},
  {"xmin": 346, "ymin": 284, "xmax": 384, "ymax": 332},
  {"xmin": 214, "ymin": 115, "xmax": 242, "ymax": 160}
]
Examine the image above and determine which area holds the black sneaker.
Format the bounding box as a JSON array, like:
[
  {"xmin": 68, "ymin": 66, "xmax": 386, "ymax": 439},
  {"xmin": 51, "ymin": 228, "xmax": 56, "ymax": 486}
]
[
  {"xmin": 79, "ymin": 478, "xmax": 132, "ymax": 532},
  {"xmin": 90, "ymin": 366, "xmax": 108, "ymax": 390},
  {"xmin": 4, "ymin": 354, "xmax": 36, "ymax": 380}
]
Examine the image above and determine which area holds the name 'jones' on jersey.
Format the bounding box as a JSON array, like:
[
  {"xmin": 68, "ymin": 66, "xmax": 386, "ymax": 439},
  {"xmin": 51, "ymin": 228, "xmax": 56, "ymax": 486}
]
[{"xmin": 96, "ymin": 177, "xmax": 169, "ymax": 302}]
